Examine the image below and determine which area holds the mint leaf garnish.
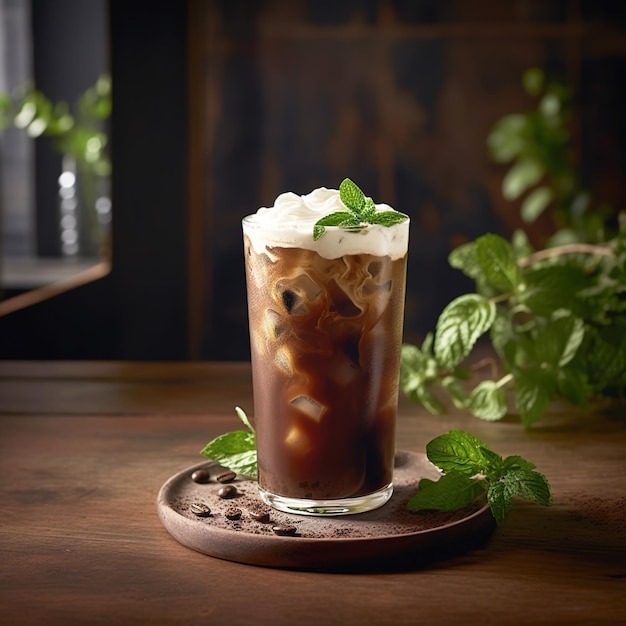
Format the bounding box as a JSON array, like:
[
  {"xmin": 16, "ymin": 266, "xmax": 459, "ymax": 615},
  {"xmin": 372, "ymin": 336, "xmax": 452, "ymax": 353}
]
[
  {"xmin": 234, "ymin": 405, "xmax": 255, "ymax": 432},
  {"xmin": 368, "ymin": 211, "xmax": 410, "ymax": 227},
  {"xmin": 339, "ymin": 177, "xmax": 366, "ymax": 214},
  {"xmin": 407, "ymin": 472, "xmax": 485, "ymax": 513},
  {"xmin": 502, "ymin": 468, "xmax": 552, "ymax": 506},
  {"xmin": 199, "ymin": 419, "xmax": 550, "ymax": 526},
  {"xmin": 313, "ymin": 178, "xmax": 408, "ymax": 240},
  {"xmin": 409, "ymin": 429, "xmax": 552, "ymax": 525},
  {"xmin": 425, "ymin": 429, "xmax": 496, "ymax": 476},
  {"xmin": 200, "ymin": 407, "xmax": 257, "ymax": 479}
]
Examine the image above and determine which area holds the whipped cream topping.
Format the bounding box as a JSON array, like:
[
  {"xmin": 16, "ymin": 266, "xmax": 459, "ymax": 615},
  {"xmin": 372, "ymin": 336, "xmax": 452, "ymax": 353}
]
[{"xmin": 243, "ymin": 187, "xmax": 409, "ymax": 260}]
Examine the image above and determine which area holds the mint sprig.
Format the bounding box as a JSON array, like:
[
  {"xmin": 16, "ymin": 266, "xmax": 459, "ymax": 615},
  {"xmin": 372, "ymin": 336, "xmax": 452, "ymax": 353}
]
[
  {"xmin": 408, "ymin": 429, "xmax": 552, "ymax": 525},
  {"xmin": 200, "ymin": 407, "xmax": 257, "ymax": 479},
  {"xmin": 200, "ymin": 412, "xmax": 551, "ymax": 527},
  {"xmin": 400, "ymin": 226, "xmax": 626, "ymax": 427},
  {"xmin": 313, "ymin": 178, "xmax": 408, "ymax": 241}
]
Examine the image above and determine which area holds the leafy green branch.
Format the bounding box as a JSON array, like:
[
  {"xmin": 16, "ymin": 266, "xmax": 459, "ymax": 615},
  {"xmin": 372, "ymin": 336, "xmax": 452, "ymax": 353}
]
[
  {"xmin": 408, "ymin": 430, "xmax": 552, "ymax": 526},
  {"xmin": 0, "ymin": 74, "xmax": 111, "ymax": 177},
  {"xmin": 401, "ymin": 66, "xmax": 625, "ymax": 427},
  {"xmin": 200, "ymin": 407, "xmax": 257, "ymax": 479},
  {"xmin": 201, "ymin": 409, "xmax": 552, "ymax": 525},
  {"xmin": 400, "ymin": 226, "xmax": 626, "ymax": 427},
  {"xmin": 488, "ymin": 67, "xmax": 615, "ymax": 246}
]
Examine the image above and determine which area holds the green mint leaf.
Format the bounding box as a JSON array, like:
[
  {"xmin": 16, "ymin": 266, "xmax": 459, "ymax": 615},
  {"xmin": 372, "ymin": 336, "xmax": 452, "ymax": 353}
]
[
  {"xmin": 502, "ymin": 455, "xmax": 536, "ymax": 472},
  {"xmin": 475, "ymin": 233, "xmax": 521, "ymax": 293},
  {"xmin": 421, "ymin": 332, "xmax": 435, "ymax": 355},
  {"xmin": 410, "ymin": 430, "xmax": 552, "ymax": 525},
  {"xmin": 339, "ymin": 177, "xmax": 365, "ymax": 213},
  {"xmin": 399, "ymin": 343, "xmax": 446, "ymax": 413},
  {"xmin": 487, "ymin": 113, "xmax": 528, "ymax": 163},
  {"xmin": 314, "ymin": 211, "xmax": 355, "ymax": 226},
  {"xmin": 312, "ymin": 225, "xmax": 325, "ymax": 241},
  {"xmin": 448, "ymin": 241, "xmax": 482, "ymax": 281},
  {"xmin": 487, "ymin": 480, "xmax": 513, "ymax": 525},
  {"xmin": 313, "ymin": 178, "xmax": 408, "ymax": 239},
  {"xmin": 584, "ymin": 323, "xmax": 626, "ymax": 392},
  {"xmin": 520, "ymin": 264, "xmax": 589, "ymax": 317},
  {"xmin": 556, "ymin": 365, "xmax": 590, "ymax": 409},
  {"xmin": 407, "ymin": 472, "xmax": 485, "ymax": 513},
  {"xmin": 511, "ymin": 228, "xmax": 534, "ymax": 258},
  {"xmin": 520, "ymin": 185, "xmax": 553, "ymax": 223},
  {"xmin": 399, "ymin": 343, "xmax": 429, "ymax": 392},
  {"xmin": 467, "ymin": 380, "xmax": 508, "ymax": 421},
  {"xmin": 235, "ymin": 405, "xmax": 255, "ymax": 432},
  {"xmin": 414, "ymin": 385, "xmax": 446, "ymax": 415},
  {"xmin": 555, "ymin": 314, "xmax": 585, "ymax": 367},
  {"xmin": 313, "ymin": 211, "xmax": 356, "ymax": 241},
  {"xmin": 200, "ymin": 430, "xmax": 257, "ymax": 479},
  {"xmin": 533, "ymin": 313, "xmax": 584, "ymax": 367},
  {"xmin": 440, "ymin": 375, "xmax": 468, "ymax": 410},
  {"xmin": 502, "ymin": 158, "xmax": 544, "ymax": 201},
  {"xmin": 513, "ymin": 369, "xmax": 554, "ymax": 428},
  {"xmin": 480, "ymin": 446, "xmax": 507, "ymax": 474},
  {"xmin": 368, "ymin": 210, "xmax": 410, "ymax": 226},
  {"xmin": 426, "ymin": 429, "xmax": 500, "ymax": 476},
  {"xmin": 522, "ymin": 67, "xmax": 545, "ymax": 96},
  {"xmin": 434, "ymin": 293, "xmax": 496, "ymax": 368},
  {"xmin": 489, "ymin": 311, "xmax": 517, "ymax": 363},
  {"xmin": 502, "ymin": 469, "xmax": 553, "ymax": 507},
  {"xmin": 362, "ymin": 197, "xmax": 377, "ymax": 220},
  {"xmin": 200, "ymin": 407, "xmax": 257, "ymax": 478}
]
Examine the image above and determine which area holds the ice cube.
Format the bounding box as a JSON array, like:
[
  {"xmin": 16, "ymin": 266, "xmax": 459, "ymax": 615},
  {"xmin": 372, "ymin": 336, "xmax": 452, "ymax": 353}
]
[
  {"xmin": 251, "ymin": 329, "xmax": 267, "ymax": 357},
  {"xmin": 285, "ymin": 426, "xmax": 312, "ymax": 455},
  {"xmin": 327, "ymin": 279, "xmax": 361, "ymax": 317},
  {"xmin": 328, "ymin": 353, "xmax": 362, "ymax": 386},
  {"xmin": 290, "ymin": 395, "xmax": 326, "ymax": 422},
  {"xmin": 264, "ymin": 309, "xmax": 287, "ymax": 339},
  {"xmin": 277, "ymin": 274, "xmax": 322, "ymax": 316},
  {"xmin": 281, "ymin": 288, "xmax": 304, "ymax": 315},
  {"xmin": 362, "ymin": 279, "xmax": 392, "ymax": 298},
  {"xmin": 367, "ymin": 260, "xmax": 383, "ymax": 279},
  {"xmin": 274, "ymin": 346, "xmax": 293, "ymax": 374}
]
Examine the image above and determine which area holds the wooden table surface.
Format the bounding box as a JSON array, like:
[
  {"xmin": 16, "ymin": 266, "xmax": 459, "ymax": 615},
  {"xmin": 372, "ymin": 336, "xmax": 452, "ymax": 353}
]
[{"xmin": 0, "ymin": 361, "xmax": 624, "ymax": 625}]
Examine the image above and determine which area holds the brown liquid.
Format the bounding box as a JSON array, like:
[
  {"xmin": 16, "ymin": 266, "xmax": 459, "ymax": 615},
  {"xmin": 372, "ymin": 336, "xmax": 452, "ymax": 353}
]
[{"xmin": 244, "ymin": 237, "xmax": 408, "ymax": 500}]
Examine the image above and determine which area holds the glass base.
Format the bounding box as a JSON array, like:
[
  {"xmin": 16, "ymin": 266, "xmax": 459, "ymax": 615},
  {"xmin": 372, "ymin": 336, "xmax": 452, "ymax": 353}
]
[{"xmin": 258, "ymin": 483, "xmax": 393, "ymax": 517}]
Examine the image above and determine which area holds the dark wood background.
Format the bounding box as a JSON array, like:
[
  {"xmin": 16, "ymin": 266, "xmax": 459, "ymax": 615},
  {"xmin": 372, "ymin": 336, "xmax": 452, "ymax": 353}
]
[{"xmin": 1, "ymin": 0, "xmax": 625, "ymax": 360}]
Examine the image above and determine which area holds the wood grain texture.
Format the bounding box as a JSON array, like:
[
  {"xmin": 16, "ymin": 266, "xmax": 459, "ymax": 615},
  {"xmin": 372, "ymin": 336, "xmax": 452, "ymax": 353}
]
[{"xmin": 0, "ymin": 361, "xmax": 624, "ymax": 625}]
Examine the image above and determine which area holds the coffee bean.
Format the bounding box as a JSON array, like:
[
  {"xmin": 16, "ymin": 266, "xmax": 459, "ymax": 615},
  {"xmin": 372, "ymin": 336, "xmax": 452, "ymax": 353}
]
[
  {"xmin": 224, "ymin": 507, "xmax": 242, "ymax": 520},
  {"xmin": 272, "ymin": 524, "xmax": 297, "ymax": 536},
  {"xmin": 249, "ymin": 509, "xmax": 271, "ymax": 523},
  {"xmin": 191, "ymin": 468, "xmax": 212, "ymax": 484},
  {"xmin": 190, "ymin": 502, "xmax": 211, "ymax": 517},
  {"xmin": 216, "ymin": 470, "xmax": 237, "ymax": 484},
  {"xmin": 217, "ymin": 484, "xmax": 238, "ymax": 499}
]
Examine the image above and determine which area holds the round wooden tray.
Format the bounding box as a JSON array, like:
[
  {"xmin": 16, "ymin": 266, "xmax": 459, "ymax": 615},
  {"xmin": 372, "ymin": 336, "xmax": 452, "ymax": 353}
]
[{"xmin": 157, "ymin": 450, "xmax": 495, "ymax": 571}]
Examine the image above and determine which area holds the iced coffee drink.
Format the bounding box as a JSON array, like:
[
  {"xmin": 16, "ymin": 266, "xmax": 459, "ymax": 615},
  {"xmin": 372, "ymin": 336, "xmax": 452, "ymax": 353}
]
[{"xmin": 243, "ymin": 183, "xmax": 409, "ymax": 515}]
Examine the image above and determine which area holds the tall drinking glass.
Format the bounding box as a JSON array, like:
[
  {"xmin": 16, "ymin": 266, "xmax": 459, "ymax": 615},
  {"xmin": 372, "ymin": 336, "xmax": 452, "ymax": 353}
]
[{"xmin": 243, "ymin": 187, "xmax": 409, "ymax": 515}]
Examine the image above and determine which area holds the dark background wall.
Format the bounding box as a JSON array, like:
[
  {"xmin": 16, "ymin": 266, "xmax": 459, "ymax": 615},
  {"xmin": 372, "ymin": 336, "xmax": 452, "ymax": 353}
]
[
  {"xmin": 198, "ymin": 0, "xmax": 626, "ymax": 359},
  {"xmin": 0, "ymin": 0, "xmax": 624, "ymax": 360}
]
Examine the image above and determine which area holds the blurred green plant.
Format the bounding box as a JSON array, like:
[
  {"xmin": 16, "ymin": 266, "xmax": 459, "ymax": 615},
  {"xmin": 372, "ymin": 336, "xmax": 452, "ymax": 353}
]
[
  {"xmin": 487, "ymin": 67, "xmax": 614, "ymax": 247},
  {"xmin": 1, "ymin": 75, "xmax": 112, "ymax": 257},
  {"xmin": 0, "ymin": 73, "xmax": 111, "ymax": 176},
  {"xmin": 400, "ymin": 67, "xmax": 626, "ymax": 427}
]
